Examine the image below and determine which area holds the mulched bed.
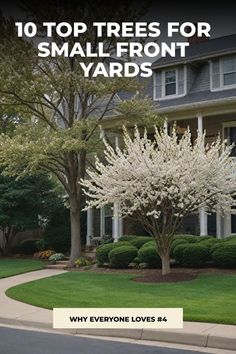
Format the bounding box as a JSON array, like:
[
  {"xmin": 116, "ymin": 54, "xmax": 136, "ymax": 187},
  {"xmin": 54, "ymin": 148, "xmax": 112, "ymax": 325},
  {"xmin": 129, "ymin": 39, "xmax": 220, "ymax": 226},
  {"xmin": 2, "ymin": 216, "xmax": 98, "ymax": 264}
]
[
  {"xmin": 133, "ymin": 272, "xmax": 197, "ymax": 283},
  {"xmin": 69, "ymin": 264, "xmax": 236, "ymax": 283}
]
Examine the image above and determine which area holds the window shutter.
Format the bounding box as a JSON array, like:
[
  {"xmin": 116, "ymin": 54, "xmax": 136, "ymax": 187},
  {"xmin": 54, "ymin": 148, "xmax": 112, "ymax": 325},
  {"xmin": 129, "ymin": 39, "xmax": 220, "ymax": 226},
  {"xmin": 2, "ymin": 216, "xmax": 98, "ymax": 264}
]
[
  {"xmin": 211, "ymin": 59, "xmax": 220, "ymax": 89},
  {"xmin": 154, "ymin": 72, "xmax": 162, "ymax": 99},
  {"xmin": 178, "ymin": 66, "xmax": 185, "ymax": 95}
]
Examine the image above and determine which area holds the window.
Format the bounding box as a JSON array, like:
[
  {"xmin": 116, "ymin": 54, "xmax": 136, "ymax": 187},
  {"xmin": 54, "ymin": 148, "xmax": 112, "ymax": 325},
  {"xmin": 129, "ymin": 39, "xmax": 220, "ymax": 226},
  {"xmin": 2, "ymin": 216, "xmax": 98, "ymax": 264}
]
[
  {"xmin": 164, "ymin": 70, "xmax": 176, "ymax": 96},
  {"xmin": 224, "ymin": 126, "xmax": 236, "ymax": 157},
  {"xmin": 222, "ymin": 57, "xmax": 236, "ymax": 87}
]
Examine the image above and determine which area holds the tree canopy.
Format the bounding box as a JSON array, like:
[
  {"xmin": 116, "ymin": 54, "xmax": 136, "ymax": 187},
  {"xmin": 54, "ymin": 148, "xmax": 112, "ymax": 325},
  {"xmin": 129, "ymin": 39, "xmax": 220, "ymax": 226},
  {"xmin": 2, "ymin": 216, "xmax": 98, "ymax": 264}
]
[{"xmin": 82, "ymin": 127, "xmax": 236, "ymax": 274}]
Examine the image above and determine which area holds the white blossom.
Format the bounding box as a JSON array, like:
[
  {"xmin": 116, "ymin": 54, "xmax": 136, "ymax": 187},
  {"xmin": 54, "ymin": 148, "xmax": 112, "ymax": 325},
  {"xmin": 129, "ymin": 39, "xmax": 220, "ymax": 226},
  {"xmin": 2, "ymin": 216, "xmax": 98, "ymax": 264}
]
[{"xmin": 81, "ymin": 126, "xmax": 236, "ymax": 273}]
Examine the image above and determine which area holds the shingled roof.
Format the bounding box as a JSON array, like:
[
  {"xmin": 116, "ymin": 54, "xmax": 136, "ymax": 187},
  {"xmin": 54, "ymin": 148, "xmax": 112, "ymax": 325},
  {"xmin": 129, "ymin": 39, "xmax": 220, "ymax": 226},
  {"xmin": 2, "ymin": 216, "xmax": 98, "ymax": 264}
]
[{"xmin": 152, "ymin": 33, "xmax": 236, "ymax": 69}]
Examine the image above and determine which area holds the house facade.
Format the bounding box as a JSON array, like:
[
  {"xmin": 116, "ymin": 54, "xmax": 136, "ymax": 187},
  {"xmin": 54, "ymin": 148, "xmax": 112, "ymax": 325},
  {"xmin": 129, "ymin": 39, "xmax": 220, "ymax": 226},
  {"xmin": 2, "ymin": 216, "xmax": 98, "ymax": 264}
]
[{"xmin": 86, "ymin": 33, "xmax": 236, "ymax": 246}]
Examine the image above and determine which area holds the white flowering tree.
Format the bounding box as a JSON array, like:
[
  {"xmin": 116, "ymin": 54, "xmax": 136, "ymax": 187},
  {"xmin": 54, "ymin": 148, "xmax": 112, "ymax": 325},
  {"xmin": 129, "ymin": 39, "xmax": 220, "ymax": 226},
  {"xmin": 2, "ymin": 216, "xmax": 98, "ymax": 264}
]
[{"xmin": 82, "ymin": 127, "xmax": 236, "ymax": 275}]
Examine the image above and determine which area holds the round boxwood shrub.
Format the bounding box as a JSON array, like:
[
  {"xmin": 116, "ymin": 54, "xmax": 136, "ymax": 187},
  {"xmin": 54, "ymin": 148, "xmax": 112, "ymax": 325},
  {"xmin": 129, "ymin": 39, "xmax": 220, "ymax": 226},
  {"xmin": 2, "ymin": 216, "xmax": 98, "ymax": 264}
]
[
  {"xmin": 182, "ymin": 244, "xmax": 210, "ymax": 267},
  {"xmin": 118, "ymin": 235, "xmax": 138, "ymax": 242},
  {"xmin": 212, "ymin": 244, "xmax": 236, "ymax": 268},
  {"xmin": 199, "ymin": 237, "xmax": 219, "ymax": 248},
  {"xmin": 210, "ymin": 240, "xmax": 224, "ymax": 255},
  {"xmin": 138, "ymin": 244, "xmax": 161, "ymax": 268},
  {"xmin": 129, "ymin": 236, "xmax": 152, "ymax": 249},
  {"xmin": 198, "ymin": 236, "xmax": 214, "ymax": 242},
  {"xmin": 224, "ymin": 236, "xmax": 236, "ymax": 244},
  {"xmin": 171, "ymin": 239, "xmax": 188, "ymax": 257},
  {"xmin": 173, "ymin": 234, "xmax": 199, "ymax": 243},
  {"xmin": 96, "ymin": 241, "xmax": 130, "ymax": 266},
  {"xmin": 140, "ymin": 240, "xmax": 156, "ymax": 248},
  {"xmin": 173, "ymin": 244, "xmax": 189, "ymax": 264},
  {"xmin": 109, "ymin": 245, "xmax": 138, "ymax": 268}
]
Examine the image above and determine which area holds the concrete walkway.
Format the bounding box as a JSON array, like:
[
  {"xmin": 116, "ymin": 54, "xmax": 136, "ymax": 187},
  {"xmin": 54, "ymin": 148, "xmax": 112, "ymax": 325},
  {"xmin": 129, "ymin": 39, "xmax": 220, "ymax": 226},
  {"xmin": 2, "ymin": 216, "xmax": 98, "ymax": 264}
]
[{"xmin": 0, "ymin": 269, "xmax": 235, "ymax": 351}]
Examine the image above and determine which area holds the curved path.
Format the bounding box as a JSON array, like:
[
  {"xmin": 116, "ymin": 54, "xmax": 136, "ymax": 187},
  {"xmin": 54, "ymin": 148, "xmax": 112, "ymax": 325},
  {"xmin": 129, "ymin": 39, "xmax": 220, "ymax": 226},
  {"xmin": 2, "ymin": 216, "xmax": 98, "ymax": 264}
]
[
  {"xmin": 0, "ymin": 269, "xmax": 66, "ymax": 328},
  {"xmin": 0, "ymin": 269, "xmax": 235, "ymax": 352}
]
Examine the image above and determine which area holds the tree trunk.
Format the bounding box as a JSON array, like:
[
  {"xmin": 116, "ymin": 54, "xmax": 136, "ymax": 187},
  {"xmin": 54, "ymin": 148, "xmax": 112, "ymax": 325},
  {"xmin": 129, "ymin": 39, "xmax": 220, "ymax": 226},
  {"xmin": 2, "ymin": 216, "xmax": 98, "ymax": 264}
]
[
  {"xmin": 1, "ymin": 228, "xmax": 13, "ymax": 256},
  {"xmin": 161, "ymin": 254, "xmax": 171, "ymax": 275},
  {"xmin": 69, "ymin": 196, "xmax": 82, "ymax": 266}
]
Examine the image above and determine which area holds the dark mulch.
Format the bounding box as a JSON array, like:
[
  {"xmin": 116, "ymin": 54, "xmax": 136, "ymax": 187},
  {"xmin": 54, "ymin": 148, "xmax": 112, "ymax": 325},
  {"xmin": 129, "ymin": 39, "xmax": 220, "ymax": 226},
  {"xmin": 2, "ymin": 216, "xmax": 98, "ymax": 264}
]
[
  {"xmin": 133, "ymin": 272, "xmax": 197, "ymax": 283},
  {"xmin": 69, "ymin": 264, "xmax": 236, "ymax": 283}
]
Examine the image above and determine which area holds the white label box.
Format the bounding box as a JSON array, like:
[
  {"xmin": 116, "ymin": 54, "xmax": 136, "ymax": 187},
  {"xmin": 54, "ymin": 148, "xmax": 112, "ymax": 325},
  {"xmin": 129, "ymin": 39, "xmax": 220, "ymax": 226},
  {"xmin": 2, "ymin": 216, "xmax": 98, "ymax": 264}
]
[{"xmin": 53, "ymin": 308, "xmax": 183, "ymax": 329}]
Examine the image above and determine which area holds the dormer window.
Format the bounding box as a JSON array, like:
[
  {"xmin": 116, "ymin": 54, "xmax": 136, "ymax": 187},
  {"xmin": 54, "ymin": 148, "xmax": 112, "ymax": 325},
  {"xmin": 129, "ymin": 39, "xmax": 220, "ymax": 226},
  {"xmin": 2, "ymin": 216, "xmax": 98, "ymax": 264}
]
[
  {"xmin": 164, "ymin": 70, "xmax": 177, "ymax": 96},
  {"xmin": 223, "ymin": 57, "xmax": 236, "ymax": 87},
  {"xmin": 153, "ymin": 65, "xmax": 186, "ymax": 100}
]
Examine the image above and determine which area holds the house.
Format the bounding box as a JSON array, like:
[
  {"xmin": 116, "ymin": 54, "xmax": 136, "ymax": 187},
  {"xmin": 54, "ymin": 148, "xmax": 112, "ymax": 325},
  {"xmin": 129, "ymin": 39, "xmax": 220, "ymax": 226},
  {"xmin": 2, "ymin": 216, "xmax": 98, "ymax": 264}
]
[{"xmin": 86, "ymin": 33, "xmax": 236, "ymax": 246}]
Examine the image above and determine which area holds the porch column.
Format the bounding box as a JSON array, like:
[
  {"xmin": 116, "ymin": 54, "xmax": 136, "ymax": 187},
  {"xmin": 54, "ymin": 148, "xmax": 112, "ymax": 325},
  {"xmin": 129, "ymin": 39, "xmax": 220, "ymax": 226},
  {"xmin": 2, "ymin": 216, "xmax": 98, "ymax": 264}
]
[
  {"xmin": 223, "ymin": 214, "xmax": 231, "ymax": 237},
  {"xmin": 163, "ymin": 119, "xmax": 168, "ymax": 133},
  {"xmin": 216, "ymin": 209, "xmax": 222, "ymax": 239},
  {"xmin": 112, "ymin": 135, "xmax": 123, "ymax": 241},
  {"xmin": 86, "ymin": 208, "xmax": 93, "ymax": 246},
  {"xmin": 119, "ymin": 217, "xmax": 123, "ymax": 238},
  {"xmin": 197, "ymin": 113, "xmax": 208, "ymax": 236},
  {"xmin": 100, "ymin": 207, "xmax": 105, "ymax": 237},
  {"xmin": 199, "ymin": 208, "xmax": 208, "ymax": 236},
  {"xmin": 112, "ymin": 202, "xmax": 120, "ymax": 242}
]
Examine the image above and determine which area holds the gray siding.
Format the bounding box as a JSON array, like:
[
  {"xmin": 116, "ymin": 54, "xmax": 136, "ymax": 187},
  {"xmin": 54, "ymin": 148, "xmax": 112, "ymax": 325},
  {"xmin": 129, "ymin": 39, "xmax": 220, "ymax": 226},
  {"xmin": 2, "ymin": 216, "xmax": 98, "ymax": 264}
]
[
  {"xmin": 186, "ymin": 65, "xmax": 197, "ymax": 92},
  {"xmin": 211, "ymin": 59, "xmax": 220, "ymax": 90},
  {"xmin": 178, "ymin": 66, "xmax": 185, "ymax": 95},
  {"xmin": 189, "ymin": 63, "xmax": 210, "ymax": 93},
  {"xmin": 154, "ymin": 71, "xmax": 162, "ymax": 98}
]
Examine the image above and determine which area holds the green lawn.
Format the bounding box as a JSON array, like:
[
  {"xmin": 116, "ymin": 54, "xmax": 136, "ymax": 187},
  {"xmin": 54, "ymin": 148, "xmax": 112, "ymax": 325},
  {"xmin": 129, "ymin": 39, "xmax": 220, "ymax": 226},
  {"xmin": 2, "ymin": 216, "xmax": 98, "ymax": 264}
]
[
  {"xmin": 6, "ymin": 272, "xmax": 236, "ymax": 325},
  {"xmin": 0, "ymin": 258, "xmax": 44, "ymax": 278}
]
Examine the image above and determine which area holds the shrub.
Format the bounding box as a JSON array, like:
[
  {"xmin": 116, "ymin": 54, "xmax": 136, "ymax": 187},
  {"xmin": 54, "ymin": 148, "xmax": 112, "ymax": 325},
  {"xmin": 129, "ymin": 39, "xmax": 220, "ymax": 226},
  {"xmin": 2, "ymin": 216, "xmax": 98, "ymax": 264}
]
[
  {"xmin": 38, "ymin": 249, "xmax": 55, "ymax": 259},
  {"xmin": 96, "ymin": 241, "xmax": 130, "ymax": 266},
  {"xmin": 199, "ymin": 237, "xmax": 219, "ymax": 248},
  {"xmin": 138, "ymin": 244, "xmax": 161, "ymax": 268},
  {"xmin": 14, "ymin": 239, "xmax": 40, "ymax": 255},
  {"xmin": 42, "ymin": 207, "xmax": 71, "ymax": 253},
  {"xmin": 224, "ymin": 236, "xmax": 236, "ymax": 244},
  {"xmin": 171, "ymin": 239, "xmax": 188, "ymax": 257},
  {"xmin": 119, "ymin": 235, "xmax": 138, "ymax": 242},
  {"xmin": 173, "ymin": 244, "xmax": 189, "ymax": 264},
  {"xmin": 182, "ymin": 244, "xmax": 210, "ymax": 267},
  {"xmin": 109, "ymin": 245, "xmax": 138, "ymax": 268},
  {"xmin": 75, "ymin": 257, "xmax": 93, "ymax": 268},
  {"xmin": 173, "ymin": 234, "xmax": 199, "ymax": 243},
  {"xmin": 212, "ymin": 244, "xmax": 236, "ymax": 268},
  {"xmin": 198, "ymin": 236, "xmax": 215, "ymax": 242},
  {"xmin": 140, "ymin": 240, "xmax": 156, "ymax": 248},
  {"xmin": 48, "ymin": 253, "xmax": 64, "ymax": 262},
  {"xmin": 209, "ymin": 240, "xmax": 224, "ymax": 255},
  {"xmin": 129, "ymin": 236, "xmax": 152, "ymax": 249}
]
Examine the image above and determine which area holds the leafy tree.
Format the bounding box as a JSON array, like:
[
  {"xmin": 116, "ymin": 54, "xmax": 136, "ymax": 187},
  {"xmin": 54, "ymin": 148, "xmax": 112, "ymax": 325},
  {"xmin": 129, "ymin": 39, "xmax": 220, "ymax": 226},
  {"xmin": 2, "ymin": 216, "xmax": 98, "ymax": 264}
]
[
  {"xmin": 0, "ymin": 1, "xmax": 161, "ymax": 264},
  {"xmin": 0, "ymin": 173, "xmax": 61, "ymax": 255},
  {"xmin": 82, "ymin": 127, "xmax": 236, "ymax": 275}
]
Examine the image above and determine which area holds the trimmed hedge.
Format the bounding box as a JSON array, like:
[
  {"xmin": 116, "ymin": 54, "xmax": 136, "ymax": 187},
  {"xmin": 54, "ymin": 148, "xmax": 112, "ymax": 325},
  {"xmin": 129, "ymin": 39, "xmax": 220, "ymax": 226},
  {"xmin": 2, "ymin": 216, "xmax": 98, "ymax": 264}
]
[
  {"xmin": 138, "ymin": 244, "xmax": 161, "ymax": 268},
  {"xmin": 182, "ymin": 244, "xmax": 210, "ymax": 267},
  {"xmin": 119, "ymin": 235, "xmax": 139, "ymax": 242},
  {"xmin": 224, "ymin": 236, "xmax": 236, "ymax": 244},
  {"xmin": 212, "ymin": 244, "xmax": 236, "ymax": 268},
  {"xmin": 199, "ymin": 238, "xmax": 219, "ymax": 249},
  {"xmin": 171, "ymin": 239, "xmax": 188, "ymax": 257},
  {"xmin": 173, "ymin": 234, "xmax": 199, "ymax": 243},
  {"xmin": 109, "ymin": 245, "xmax": 138, "ymax": 268},
  {"xmin": 129, "ymin": 236, "xmax": 152, "ymax": 249},
  {"xmin": 173, "ymin": 244, "xmax": 189, "ymax": 264},
  {"xmin": 96, "ymin": 241, "xmax": 130, "ymax": 266}
]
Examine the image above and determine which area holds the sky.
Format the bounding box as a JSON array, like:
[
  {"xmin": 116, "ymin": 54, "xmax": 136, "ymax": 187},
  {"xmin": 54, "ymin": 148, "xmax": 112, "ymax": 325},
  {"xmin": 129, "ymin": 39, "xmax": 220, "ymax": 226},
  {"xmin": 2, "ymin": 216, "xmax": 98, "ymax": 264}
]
[
  {"xmin": 1, "ymin": 0, "xmax": 236, "ymax": 64},
  {"xmin": 1, "ymin": 0, "xmax": 236, "ymax": 39}
]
